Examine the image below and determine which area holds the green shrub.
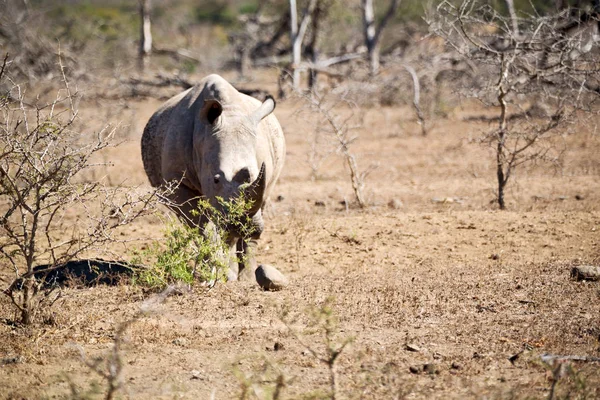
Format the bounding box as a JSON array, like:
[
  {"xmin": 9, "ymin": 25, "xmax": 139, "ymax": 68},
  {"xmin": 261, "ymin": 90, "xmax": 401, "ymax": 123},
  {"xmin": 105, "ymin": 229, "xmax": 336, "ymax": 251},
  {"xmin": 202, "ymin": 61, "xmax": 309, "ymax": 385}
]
[
  {"xmin": 132, "ymin": 196, "xmax": 256, "ymax": 290},
  {"xmin": 194, "ymin": 0, "xmax": 260, "ymax": 27}
]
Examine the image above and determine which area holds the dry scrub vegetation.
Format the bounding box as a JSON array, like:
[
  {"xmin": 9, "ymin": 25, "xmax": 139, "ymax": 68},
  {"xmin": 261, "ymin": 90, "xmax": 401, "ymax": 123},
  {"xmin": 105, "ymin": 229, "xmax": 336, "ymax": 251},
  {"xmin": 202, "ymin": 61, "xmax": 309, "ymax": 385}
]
[{"xmin": 1, "ymin": 0, "xmax": 600, "ymax": 399}]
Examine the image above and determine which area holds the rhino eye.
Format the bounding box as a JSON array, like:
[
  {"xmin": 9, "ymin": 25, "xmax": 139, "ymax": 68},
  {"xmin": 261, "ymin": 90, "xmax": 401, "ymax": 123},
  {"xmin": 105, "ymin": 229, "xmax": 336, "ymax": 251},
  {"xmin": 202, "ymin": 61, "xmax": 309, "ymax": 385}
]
[{"xmin": 213, "ymin": 174, "xmax": 221, "ymax": 184}]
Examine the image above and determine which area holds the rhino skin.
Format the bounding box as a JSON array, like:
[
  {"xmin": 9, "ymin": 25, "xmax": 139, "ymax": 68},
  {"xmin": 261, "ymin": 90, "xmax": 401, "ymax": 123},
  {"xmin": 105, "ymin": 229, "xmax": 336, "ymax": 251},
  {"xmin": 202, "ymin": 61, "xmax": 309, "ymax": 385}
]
[{"xmin": 141, "ymin": 74, "xmax": 285, "ymax": 282}]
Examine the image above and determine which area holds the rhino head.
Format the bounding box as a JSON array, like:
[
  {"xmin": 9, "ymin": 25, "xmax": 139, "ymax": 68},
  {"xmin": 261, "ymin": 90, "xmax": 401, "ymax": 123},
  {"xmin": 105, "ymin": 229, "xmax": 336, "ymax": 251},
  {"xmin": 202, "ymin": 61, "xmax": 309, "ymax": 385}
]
[{"xmin": 195, "ymin": 95, "xmax": 275, "ymax": 236}]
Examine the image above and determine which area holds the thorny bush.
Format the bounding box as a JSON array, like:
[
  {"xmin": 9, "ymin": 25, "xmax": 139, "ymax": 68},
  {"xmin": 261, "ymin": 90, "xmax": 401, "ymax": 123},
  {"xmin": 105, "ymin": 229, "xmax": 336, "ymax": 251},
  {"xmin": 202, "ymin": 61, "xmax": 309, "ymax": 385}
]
[{"xmin": 0, "ymin": 54, "xmax": 162, "ymax": 325}]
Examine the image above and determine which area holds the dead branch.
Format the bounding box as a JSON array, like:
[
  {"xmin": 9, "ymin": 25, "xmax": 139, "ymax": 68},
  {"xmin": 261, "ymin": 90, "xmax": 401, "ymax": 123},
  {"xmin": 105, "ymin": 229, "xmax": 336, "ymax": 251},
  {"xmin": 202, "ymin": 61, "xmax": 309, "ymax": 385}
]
[
  {"xmin": 401, "ymin": 63, "xmax": 427, "ymax": 135},
  {"xmin": 126, "ymin": 73, "xmax": 193, "ymax": 90},
  {"xmin": 541, "ymin": 354, "xmax": 600, "ymax": 364},
  {"xmin": 152, "ymin": 46, "xmax": 202, "ymax": 64}
]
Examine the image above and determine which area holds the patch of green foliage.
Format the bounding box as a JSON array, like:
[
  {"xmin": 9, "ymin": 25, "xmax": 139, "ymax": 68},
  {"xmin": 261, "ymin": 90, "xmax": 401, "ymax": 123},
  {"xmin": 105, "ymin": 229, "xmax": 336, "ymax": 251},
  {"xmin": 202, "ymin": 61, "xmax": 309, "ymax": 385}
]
[
  {"xmin": 194, "ymin": 0, "xmax": 259, "ymax": 27},
  {"xmin": 132, "ymin": 195, "xmax": 256, "ymax": 290},
  {"xmin": 47, "ymin": 3, "xmax": 138, "ymax": 45}
]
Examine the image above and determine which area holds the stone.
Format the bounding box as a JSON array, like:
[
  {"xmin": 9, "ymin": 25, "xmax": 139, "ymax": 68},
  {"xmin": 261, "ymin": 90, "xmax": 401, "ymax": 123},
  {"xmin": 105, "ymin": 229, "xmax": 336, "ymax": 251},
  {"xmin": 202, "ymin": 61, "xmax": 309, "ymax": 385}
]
[
  {"xmin": 255, "ymin": 264, "xmax": 289, "ymax": 291},
  {"xmin": 571, "ymin": 265, "xmax": 600, "ymax": 281},
  {"xmin": 405, "ymin": 343, "xmax": 421, "ymax": 352},
  {"xmin": 388, "ymin": 198, "xmax": 404, "ymax": 209},
  {"xmin": 191, "ymin": 370, "xmax": 203, "ymax": 380},
  {"xmin": 172, "ymin": 337, "xmax": 189, "ymax": 347},
  {"xmin": 423, "ymin": 363, "xmax": 438, "ymax": 375}
]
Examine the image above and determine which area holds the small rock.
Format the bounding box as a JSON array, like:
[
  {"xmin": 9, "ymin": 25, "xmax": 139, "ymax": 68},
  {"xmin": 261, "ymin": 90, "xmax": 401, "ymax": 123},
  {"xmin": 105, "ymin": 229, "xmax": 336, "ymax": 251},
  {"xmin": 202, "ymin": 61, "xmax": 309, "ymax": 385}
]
[
  {"xmin": 451, "ymin": 362, "xmax": 461, "ymax": 370},
  {"xmin": 490, "ymin": 253, "xmax": 500, "ymax": 260},
  {"xmin": 274, "ymin": 341, "xmax": 284, "ymax": 351},
  {"xmin": 173, "ymin": 337, "xmax": 189, "ymax": 347},
  {"xmin": 409, "ymin": 365, "xmax": 421, "ymax": 374},
  {"xmin": 388, "ymin": 198, "xmax": 404, "ymax": 209},
  {"xmin": 575, "ymin": 194, "xmax": 584, "ymax": 201},
  {"xmin": 255, "ymin": 264, "xmax": 289, "ymax": 291},
  {"xmin": 191, "ymin": 370, "xmax": 203, "ymax": 380},
  {"xmin": 276, "ymin": 195, "xmax": 285, "ymax": 202},
  {"xmin": 314, "ymin": 200, "xmax": 326, "ymax": 207},
  {"xmin": 571, "ymin": 265, "xmax": 600, "ymax": 281},
  {"xmin": 1, "ymin": 356, "xmax": 24, "ymax": 365},
  {"xmin": 405, "ymin": 343, "xmax": 421, "ymax": 352},
  {"xmin": 424, "ymin": 363, "xmax": 438, "ymax": 375},
  {"xmin": 508, "ymin": 351, "xmax": 522, "ymax": 364}
]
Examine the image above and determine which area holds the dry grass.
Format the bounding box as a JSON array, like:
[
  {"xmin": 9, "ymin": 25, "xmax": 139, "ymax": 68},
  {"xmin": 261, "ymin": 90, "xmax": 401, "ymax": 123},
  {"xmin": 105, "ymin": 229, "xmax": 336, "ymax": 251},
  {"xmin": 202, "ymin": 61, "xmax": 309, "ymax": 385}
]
[{"xmin": 1, "ymin": 69, "xmax": 600, "ymax": 399}]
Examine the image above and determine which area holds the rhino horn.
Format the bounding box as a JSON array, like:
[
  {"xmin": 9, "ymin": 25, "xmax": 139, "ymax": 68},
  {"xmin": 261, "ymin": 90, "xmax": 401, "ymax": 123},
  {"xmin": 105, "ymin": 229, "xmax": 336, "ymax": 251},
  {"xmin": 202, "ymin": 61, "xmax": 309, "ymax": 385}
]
[
  {"xmin": 250, "ymin": 96, "xmax": 276, "ymax": 125},
  {"xmin": 244, "ymin": 162, "xmax": 266, "ymax": 215}
]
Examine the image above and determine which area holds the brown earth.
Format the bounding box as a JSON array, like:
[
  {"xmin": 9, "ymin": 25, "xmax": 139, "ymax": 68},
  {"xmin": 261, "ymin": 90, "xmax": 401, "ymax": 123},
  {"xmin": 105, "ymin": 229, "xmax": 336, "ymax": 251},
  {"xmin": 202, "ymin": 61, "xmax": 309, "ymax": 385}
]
[{"xmin": 1, "ymin": 71, "xmax": 600, "ymax": 399}]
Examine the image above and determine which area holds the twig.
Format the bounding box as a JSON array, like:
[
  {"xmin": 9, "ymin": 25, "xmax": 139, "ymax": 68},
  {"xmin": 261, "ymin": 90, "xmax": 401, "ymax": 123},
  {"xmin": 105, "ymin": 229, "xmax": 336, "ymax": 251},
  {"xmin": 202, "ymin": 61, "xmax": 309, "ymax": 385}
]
[{"xmin": 541, "ymin": 354, "xmax": 600, "ymax": 364}]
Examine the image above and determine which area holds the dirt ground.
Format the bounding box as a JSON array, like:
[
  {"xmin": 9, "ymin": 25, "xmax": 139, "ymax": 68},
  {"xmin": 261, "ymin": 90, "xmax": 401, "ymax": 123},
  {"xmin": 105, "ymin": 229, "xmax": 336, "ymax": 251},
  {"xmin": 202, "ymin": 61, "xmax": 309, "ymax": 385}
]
[{"xmin": 1, "ymin": 71, "xmax": 600, "ymax": 399}]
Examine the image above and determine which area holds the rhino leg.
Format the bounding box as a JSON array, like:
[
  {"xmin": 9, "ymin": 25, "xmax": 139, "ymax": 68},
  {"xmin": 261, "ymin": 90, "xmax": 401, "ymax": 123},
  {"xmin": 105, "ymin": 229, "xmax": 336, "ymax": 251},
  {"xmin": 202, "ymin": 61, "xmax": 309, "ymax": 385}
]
[
  {"xmin": 226, "ymin": 239, "xmax": 241, "ymax": 281},
  {"xmin": 236, "ymin": 239, "xmax": 258, "ymax": 281}
]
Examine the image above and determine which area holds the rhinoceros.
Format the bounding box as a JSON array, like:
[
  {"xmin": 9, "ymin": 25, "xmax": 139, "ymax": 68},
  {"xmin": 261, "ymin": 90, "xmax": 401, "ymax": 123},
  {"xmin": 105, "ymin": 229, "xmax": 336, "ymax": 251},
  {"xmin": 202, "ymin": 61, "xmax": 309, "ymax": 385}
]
[{"xmin": 141, "ymin": 74, "xmax": 285, "ymax": 282}]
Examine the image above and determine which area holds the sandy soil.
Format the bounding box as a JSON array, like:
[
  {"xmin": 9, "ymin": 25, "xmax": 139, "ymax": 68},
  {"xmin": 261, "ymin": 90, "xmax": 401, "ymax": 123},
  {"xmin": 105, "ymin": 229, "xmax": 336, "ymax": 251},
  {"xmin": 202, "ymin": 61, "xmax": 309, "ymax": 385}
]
[{"xmin": 1, "ymin": 73, "xmax": 600, "ymax": 399}]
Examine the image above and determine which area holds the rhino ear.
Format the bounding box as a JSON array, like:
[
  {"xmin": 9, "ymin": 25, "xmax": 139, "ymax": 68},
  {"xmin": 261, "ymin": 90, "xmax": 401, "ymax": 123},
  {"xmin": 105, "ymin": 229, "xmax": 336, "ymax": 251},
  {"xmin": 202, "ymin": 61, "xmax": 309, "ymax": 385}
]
[
  {"xmin": 201, "ymin": 99, "xmax": 223, "ymax": 125},
  {"xmin": 250, "ymin": 95, "xmax": 275, "ymax": 125}
]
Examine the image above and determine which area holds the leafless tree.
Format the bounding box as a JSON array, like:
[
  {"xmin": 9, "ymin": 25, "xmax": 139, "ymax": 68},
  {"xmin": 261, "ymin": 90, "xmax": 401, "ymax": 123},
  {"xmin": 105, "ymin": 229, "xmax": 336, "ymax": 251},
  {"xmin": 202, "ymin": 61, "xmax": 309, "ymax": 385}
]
[
  {"xmin": 138, "ymin": 0, "xmax": 152, "ymax": 71},
  {"xmin": 306, "ymin": 0, "xmax": 335, "ymax": 90},
  {"xmin": 361, "ymin": 0, "xmax": 400, "ymax": 75},
  {"xmin": 281, "ymin": 297, "xmax": 353, "ymax": 400},
  {"xmin": 301, "ymin": 93, "xmax": 373, "ymax": 208},
  {"xmin": 0, "ymin": 55, "xmax": 165, "ymax": 324},
  {"xmin": 290, "ymin": 0, "xmax": 318, "ymax": 90},
  {"xmin": 429, "ymin": 0, "xmax": 600, "ymax": 209},
  {"xmin": 504, "ymin": 0, "xmax": 520, "ymax": 37}
]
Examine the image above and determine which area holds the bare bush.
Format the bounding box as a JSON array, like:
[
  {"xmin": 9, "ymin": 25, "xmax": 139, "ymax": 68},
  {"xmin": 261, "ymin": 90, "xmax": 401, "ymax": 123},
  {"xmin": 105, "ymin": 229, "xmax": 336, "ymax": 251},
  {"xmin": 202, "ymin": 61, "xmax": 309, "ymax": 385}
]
[
  {"xmin": 429, "ymin": 0, "xmax": 600, "ymax": 209},
  {"xmin": 0, "ymin": 55, "xmax": 163, "ymax": 324},
  {"xmin": 282, "ymin": 297, "xmax": 353, "ymax": 400},
  {"xmin": 0, "ymin": 2, "xmax": 84, "ymax": 85},
  {"xmin": 300, "ymin": 92, "xmax": 374, "ymax": 208}
]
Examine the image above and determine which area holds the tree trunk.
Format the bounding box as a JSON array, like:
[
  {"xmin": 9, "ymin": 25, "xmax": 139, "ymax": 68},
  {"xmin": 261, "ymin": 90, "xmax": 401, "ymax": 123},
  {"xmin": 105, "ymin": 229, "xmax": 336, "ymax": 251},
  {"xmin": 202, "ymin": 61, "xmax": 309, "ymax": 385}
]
[
  {"xmin": 240, "ymin": 44, "xmax": 251, "ymax": 78},
  {"xmin": 290, "ymin": 0, "xmax": 300, "ymax": 88},
  {"xmin": 138, "ymin": 0, "xmax": 152, "ymax": 72},
  {"xmin": 497, "ymin": 84, "xmax": 509, "ymax": 210},
  {"xmin": 504, "ymin": 0, "xmax": 519, "ymax": 37},
  {"xmin": 361, "ymin": 0, "xmax": 400, "ymax": 76},
  {"xmin": 361, "ymin": 0, "xmax": 378, "ymax": 75},
  {"xmin": 497, "ymin": 175, "xmax": 506, "ymax": 209},
  {"xmin": 307, "ymin": 2, "xmax": 323, "ymax": 90},
  {"xmin": 289, "ymin": 0, "xmax": 317, "ymax": 90}
]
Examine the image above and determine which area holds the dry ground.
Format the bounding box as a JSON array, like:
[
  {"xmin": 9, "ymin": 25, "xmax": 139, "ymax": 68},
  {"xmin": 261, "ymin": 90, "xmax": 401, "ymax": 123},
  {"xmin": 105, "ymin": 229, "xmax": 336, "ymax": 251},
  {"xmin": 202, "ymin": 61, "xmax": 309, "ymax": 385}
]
[{"xmin": 1, "ymin": 71, "xmax": 600, "ymax": 399}]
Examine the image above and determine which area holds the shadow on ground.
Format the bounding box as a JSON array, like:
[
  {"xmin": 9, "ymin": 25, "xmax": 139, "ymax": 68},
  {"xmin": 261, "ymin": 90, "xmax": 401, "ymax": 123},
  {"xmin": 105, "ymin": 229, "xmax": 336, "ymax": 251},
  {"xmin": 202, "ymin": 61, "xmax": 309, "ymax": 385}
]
[{"xmin": 30, "ymin": 259, "xmax": 137, "ymax": 288}]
